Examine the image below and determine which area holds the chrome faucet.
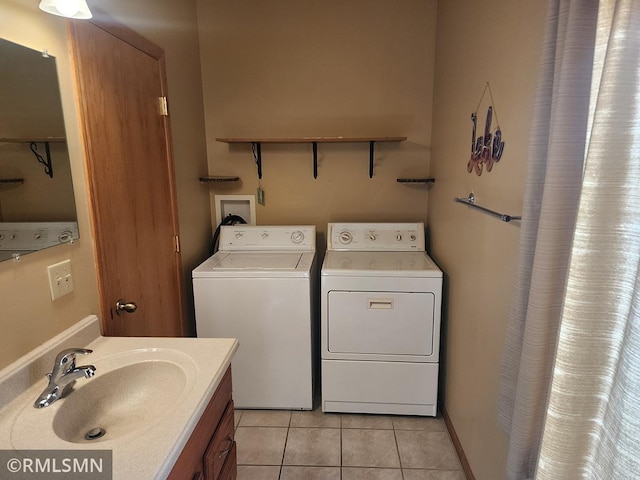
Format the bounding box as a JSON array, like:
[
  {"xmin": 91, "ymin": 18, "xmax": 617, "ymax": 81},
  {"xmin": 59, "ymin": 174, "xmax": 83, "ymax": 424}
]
[{"xmin": 33, "ymin": 348, "xmax": 96, "ymax": 408}]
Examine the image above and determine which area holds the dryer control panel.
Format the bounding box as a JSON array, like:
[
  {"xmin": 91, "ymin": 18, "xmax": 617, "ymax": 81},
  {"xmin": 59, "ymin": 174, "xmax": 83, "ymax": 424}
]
[{"xmin": 328, "ymin": 223, "xmax": 425, "ymax": 251}]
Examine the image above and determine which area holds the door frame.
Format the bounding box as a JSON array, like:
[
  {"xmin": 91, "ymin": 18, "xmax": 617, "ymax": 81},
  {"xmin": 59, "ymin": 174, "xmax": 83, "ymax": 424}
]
[{"xmin": 68, "ymin": 10, "xmax": 184, "ymax": 335}]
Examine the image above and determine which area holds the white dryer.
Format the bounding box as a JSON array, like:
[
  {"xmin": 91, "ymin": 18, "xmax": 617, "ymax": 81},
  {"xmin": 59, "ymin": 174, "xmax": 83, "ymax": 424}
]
[
  {"xmin": 321, "ymin": 223, "xmax": 442, "ymax": 416},
  {"xmin": 193, "ymin": 225, "xmax": 317, "ymax": 410}
]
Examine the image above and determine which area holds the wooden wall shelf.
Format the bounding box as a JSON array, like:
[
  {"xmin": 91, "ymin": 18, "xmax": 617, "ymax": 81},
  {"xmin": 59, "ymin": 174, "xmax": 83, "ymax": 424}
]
[
  {"xmin": 0, "ymin": 178, "xmax": 25, "ymax": 185},
  {"xmin": 216, "ymin": 136, "xmax": 407, "ymax": 144},
  {"xmin": 396, "ymin": 178, "xmax": 435, "ymax": 184},
  {"xmin": 216, "ymin": 136, "xmax": 407, "ymax": 179},
  {"xmin": 0, "ymin": 137, "xmax": 66, "ymax": 143},
  {"xmin": 199, "ymin": 176, "xmax": 240, "ymax": 183}
]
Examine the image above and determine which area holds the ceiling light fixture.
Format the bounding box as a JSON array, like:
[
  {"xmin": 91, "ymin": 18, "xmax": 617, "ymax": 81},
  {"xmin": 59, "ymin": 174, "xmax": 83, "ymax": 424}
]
[{"xmin": 39, "ymin": 0, "xmax": 92, "ymax": 19}]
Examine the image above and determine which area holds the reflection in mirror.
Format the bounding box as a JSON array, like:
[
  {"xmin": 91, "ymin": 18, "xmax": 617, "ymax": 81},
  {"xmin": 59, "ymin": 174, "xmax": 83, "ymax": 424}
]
[{"xmin": 0, "ymin": 38, "xmax": 79, "ymax": 262}]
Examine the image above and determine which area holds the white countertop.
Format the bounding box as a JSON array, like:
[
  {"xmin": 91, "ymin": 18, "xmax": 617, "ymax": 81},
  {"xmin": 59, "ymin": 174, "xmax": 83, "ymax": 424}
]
[{"xmin": 0, "ymin": 315, "xmax": 239, "ymax": 479}]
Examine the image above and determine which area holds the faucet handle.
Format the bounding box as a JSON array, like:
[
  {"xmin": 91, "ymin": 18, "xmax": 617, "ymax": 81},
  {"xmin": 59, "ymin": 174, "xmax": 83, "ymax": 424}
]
[{"xmin": 53, "ymin": 348, "xmax": 93, "ymax": 372}]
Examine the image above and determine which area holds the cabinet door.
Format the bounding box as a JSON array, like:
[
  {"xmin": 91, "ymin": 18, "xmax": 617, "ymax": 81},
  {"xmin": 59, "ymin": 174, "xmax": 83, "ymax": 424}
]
[
  {"xmin": 217, "ymin": 443, "xmax": 237, "ymax": 480},
  {"xmin": 168, "ymin": 368, "xmax": 233, "ymax": 479},
  {"xmin": 204, "ymin": 401, "xmax": 235, "ymax": 479}
]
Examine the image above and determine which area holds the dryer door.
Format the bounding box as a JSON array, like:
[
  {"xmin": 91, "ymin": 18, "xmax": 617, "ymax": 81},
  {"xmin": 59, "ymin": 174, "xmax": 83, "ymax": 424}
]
[{"xmin": 327, "ymin": 290, "xmax": 435, "ymax": 359}]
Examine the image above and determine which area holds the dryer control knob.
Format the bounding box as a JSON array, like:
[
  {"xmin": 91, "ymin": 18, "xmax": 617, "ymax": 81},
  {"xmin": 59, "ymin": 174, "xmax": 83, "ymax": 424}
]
[
  {"xmin": 235, "ymin": 232, "xmax": 244, "ymax": 240},
  {"xmin": 291, "ymin": 231, "xmax": 305, "ymax": 244},
  {"xmin": 339, "ymin": 231, "xmax": 353, "ymax": 244},
  {"xmin": 410, "ymin": 234, "xmax": 417, "ymax": 241},
  {"xmin": 396, "ymin": 234, "xmax": 402, "ymax": 241},
  {"xmin": 369, "ymin": 233, "xmax": 377, "ymax": 241},
  {"xmin": 261, "ymin": 232, "xmax": 270, "ymax": 239}
]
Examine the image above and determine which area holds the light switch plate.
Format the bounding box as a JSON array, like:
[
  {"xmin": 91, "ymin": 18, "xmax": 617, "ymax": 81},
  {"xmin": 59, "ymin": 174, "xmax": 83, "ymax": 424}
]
[{"xmin": 47, "ymin": 259, "xmax": 74, "ymax": 300}]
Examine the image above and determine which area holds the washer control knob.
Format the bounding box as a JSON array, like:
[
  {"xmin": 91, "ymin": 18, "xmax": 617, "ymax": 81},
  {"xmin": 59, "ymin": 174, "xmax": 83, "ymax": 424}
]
[
  {"xmin": 291, "ymin": 231, "xmax": 305, "ymax": 244},
  {"xmin": 261, "ymin": 232, "xmax": 269, "ymax": 239},
  {"xmin": 59, "ymin": 231, "xmax": 73, "ymax": 243},
  {"xmin": 34, "ymin": 233, "xmax": 42, "ymax": 240},
  {"xmin": 410, "ymin": 234, "xmax": 417, "ymax": 241},
  {"xmin": 396, "ymin": 234, "xmax": 402, "ymax": 241},
  {"xmin": 369, "ymin": 233, "xmax": 377, "ymax": 241},
  {"xmin": 339, "ymin": 231, "xmax": 353, "ymax": 245},
  {"xmin": 235, "ymin": 232, "xmax": 244, "ymax": 240},
  {"xmin": 0, "ymin": 234, "xmax": 4, "ymax": 241}
]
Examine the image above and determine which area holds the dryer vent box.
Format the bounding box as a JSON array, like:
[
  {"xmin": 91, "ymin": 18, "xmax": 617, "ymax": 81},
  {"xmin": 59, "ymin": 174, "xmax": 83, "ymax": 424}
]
[{"xmin": 215, "ymin": 195, "xmax": 256, "ymax": 226}]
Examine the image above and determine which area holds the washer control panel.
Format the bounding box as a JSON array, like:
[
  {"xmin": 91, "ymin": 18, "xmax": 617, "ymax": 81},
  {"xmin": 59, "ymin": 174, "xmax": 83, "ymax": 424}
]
[
  {"xmin": 328, "ymin": 223, "xmax": 425, "ymax": 251},
  {"xmin": 0, "ymin": 222, "xmax": 79, "ymax": 251},
  {"xmin": 220, "ymin": 225, "xmax": 316, "ymax": 251}
]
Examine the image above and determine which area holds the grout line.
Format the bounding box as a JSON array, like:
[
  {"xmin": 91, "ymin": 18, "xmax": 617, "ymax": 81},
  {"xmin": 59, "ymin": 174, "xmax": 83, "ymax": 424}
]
[
  {"xmin": 339, "ymin": 409, "xmax": 343, "ymax": 479},
  {"xmin": 392, "ymin": 427, "xmax": 406, "ymax": 480},
  {"xmin": 278, "ymin": 426, "xmax": 289, "ymax": 480},
  {"xmin": 279, "ymin": 410, "xmax": 293, "ymax": 479}
]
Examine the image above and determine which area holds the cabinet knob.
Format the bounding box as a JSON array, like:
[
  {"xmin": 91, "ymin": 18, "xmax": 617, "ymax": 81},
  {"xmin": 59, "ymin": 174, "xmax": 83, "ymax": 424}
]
[{"xmin": 218, "ymin": 437, "xmax": 233, "ymax": 459}]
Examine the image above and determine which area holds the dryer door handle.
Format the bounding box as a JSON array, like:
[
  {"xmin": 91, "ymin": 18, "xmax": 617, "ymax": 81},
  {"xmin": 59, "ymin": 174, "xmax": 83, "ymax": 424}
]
[{"xmin": 368, "ymin": 299, "xmax": 394, "ymax": 309}]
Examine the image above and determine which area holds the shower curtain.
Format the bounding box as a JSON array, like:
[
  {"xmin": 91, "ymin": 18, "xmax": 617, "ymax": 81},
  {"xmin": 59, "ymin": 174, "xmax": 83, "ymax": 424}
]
[{"xmin": 499, "ymin": 0, "xmax": 640, "ymax": 478}]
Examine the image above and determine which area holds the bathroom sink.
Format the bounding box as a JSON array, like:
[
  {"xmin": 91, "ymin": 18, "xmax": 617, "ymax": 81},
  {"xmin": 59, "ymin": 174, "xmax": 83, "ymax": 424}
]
[
  {"xmin": 53, "ymin": 360, "xmax": 186, "ymax": 443},
  {"xmin": 0, "ymin": 316, "xmax": 239, "ymax": 479},
  {"xmin": 10, "ymin": 347, "xmax": 198, "ymax": 449}
]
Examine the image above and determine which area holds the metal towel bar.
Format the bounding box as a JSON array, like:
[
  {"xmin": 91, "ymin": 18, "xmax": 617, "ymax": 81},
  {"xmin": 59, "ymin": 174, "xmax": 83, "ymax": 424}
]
[{"xmin": 453, "ymin": 193, "xmax": 521, "ymax": 223}]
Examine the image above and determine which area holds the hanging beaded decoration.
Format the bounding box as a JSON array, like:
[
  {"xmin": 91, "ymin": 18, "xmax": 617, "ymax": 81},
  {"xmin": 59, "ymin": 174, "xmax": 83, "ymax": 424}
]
[{"xmin": 467, "ymin": 82, "xmax": 505, "ymax": 176}]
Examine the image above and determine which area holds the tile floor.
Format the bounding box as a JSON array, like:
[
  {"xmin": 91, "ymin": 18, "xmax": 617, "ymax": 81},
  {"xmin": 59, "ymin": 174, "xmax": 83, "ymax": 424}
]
[{"xmin": 233, "ymin": 405, "xmax": 465, "ymax": 480}]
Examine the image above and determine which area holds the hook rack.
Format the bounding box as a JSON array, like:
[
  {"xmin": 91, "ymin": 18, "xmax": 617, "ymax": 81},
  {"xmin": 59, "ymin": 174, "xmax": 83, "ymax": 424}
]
[{"xmin": 454, "ymin": 193, "xmax": 521, "ymax": 222}]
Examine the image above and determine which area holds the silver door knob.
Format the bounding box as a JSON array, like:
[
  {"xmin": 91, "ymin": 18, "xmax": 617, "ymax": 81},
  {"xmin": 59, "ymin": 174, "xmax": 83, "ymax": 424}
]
[{"xmin": 115, "ymin": 299, "xmax": 137, "ymax": 315}]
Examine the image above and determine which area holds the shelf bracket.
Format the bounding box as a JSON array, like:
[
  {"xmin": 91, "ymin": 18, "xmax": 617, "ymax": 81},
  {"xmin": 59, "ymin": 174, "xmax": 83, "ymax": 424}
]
[
  {"xmin": 369, "ymin": 141, "xmax": 375, "ymax": 178},
  {"xmin": 29, "ymin": 141, "xmax": 53, "ymax": 178},
  {"xmin": 251, "ymin": 142, "xmax": 262, "ymax": 179},
  {"xmin": 312, "ymin": 142, "xmax": 318, "ymax": 179}
]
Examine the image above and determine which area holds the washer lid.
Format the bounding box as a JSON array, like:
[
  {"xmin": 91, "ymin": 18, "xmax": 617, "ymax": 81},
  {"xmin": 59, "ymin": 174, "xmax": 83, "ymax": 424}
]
[
  {"xmin": 321, "ymin": 251, "xmax": 442, "ymax": 277},
  {"xmin": 213, "ymin": 252, "xmax": 304, "ymax": 269},
  {"xmin": 193, "ymin": 251, "xmax": 314, "ymax": 277}
]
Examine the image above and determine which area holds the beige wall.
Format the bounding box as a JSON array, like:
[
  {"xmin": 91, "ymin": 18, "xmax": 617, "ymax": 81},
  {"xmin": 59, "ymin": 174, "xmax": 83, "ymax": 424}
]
[
  {"xmin": 0, "ymin": 3, "xmax": 549, "ymax": 476},
  {"xmin": 0, "ymin": 0, "xmax": 211, "ymax": 370},
  {"xmin": 196, "ymin": 0, "xmax": 438, "ymax": 244},
  {"xmin": 0, "ymin": 0, "xmax": 99, "ymax": 370},
  {"xmin": 428, "ymin": 1, "xmax": 545, "ymax": 479}
]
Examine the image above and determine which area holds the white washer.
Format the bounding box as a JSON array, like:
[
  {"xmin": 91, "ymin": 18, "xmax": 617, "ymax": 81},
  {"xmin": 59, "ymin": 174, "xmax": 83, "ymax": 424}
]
[
  {"xmin": 193, "ymin": 225, "xmax": 317, "ymax": 410},
  {"xmin": 321, "ymin": 223, "xmax": 443, "ymax": 416}
]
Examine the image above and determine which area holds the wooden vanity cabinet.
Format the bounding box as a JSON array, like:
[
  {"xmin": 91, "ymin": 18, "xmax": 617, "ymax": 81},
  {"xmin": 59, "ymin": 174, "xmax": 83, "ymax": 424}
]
[{"xmin": 168, "ymin": 366, "xmax": 236, "ymax": 480}]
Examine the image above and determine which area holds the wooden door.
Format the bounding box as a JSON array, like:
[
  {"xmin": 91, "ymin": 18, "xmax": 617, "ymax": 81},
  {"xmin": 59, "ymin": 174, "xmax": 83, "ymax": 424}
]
[{"xmin": 69, "ymin": 15, "xmax": 184, "ymax": 336}]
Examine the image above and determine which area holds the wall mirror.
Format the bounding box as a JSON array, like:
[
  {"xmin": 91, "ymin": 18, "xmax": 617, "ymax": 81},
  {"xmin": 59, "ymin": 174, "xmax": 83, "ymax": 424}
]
[{"xmin": 0, "ymin": 38, "xmax": 79, "ymax": 262}]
